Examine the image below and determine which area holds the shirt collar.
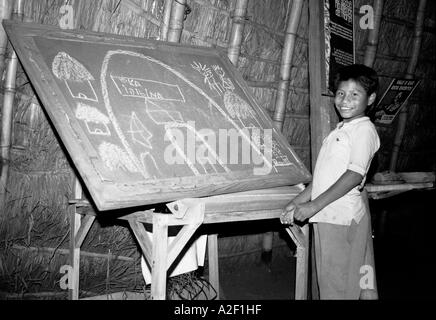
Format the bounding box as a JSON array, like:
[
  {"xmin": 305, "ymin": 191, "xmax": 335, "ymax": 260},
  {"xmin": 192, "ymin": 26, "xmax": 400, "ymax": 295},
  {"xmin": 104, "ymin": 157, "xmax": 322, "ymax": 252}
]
[{"xmin": 336, "ymin": 116, "xmax": 370, "ymax": 129}]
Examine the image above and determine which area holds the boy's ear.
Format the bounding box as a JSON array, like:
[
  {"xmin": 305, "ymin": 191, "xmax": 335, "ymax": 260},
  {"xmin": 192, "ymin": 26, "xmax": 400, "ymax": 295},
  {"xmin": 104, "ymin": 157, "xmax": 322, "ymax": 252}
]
[{"xmin": 368, "ymin": 93, "xmax": 376, "ymax": 106}]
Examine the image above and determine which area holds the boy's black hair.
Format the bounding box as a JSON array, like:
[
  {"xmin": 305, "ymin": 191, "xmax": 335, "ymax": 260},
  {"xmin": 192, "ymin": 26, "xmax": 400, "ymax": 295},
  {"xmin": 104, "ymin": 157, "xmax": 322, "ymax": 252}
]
[{"xmin": 332, "ymin": 64, "xmax": 379, "ymax": 96}]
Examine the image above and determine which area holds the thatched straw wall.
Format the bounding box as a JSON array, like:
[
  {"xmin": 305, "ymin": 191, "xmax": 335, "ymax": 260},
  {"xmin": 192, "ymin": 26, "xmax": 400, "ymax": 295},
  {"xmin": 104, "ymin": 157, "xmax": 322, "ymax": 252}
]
[
  {"xmin": 1, "ymin": 0, "xmax": 435, "ymax": 299},
  {"xmin": 354, "ymin": 0, "xmax": 436, "ymax": 173}
]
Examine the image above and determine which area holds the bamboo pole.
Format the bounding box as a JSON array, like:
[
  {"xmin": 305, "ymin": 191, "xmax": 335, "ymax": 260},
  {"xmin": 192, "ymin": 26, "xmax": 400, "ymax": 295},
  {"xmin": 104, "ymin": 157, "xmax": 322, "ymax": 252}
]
[
  {"xmin": 227, "ymin": 0, "xmax": 248, "ymax": 66},
  {"xmin": 160, "ymin": 0, "xmax": 173, "ymax": 41},
  {"xmin": 0, "ymin": 0, "xmax": 24, "ymax": 210},
  {"xmin": 262, "ymin": 0, "xmax": 304, "ymax": 270},
  {"xmin": 0, "ymin": 0, "xmax": 13, "ymax": 80},
  {"xmin": 272, "ymin": 0, "xmax": 304, "ymax": 132},
  {"xmin": 363, "ymin": 0, "xmax": 384, "ymax": 68},
  {"xmin": 167, "ymin": 0, "xmax": 187, "ymax": 43},
  {"xmin": 389, "ymin": 0, "xmax": 426, "ymax": 171}
]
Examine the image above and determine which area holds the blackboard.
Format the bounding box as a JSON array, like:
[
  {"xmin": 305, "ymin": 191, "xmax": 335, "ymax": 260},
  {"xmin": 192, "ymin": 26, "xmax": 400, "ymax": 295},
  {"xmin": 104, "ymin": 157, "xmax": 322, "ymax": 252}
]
[{"xmin": 4, "ymin": 21, "xmax": 311, "ymax": 211}]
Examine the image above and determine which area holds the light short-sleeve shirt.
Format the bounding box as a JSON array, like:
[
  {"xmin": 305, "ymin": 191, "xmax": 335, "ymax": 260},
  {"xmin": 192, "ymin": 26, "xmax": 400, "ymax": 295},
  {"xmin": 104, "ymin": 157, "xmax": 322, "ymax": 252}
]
[{"xmin": 309, "ymin": 117, "xmax": 380, "ymax": 226}]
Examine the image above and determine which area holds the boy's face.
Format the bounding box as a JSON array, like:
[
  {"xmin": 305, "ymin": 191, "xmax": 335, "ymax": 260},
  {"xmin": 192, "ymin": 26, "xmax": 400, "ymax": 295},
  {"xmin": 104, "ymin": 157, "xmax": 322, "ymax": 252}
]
[{"xmin": 334, "ymin": 79, "xmax": 376, "ymax": 122}]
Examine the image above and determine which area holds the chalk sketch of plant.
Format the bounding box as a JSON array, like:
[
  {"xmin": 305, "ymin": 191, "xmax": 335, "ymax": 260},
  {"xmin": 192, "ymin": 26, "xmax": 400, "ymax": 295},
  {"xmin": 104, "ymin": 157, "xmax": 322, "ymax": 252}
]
[
  {"xmin": 98, "ymin": 141, "xmax": 141, "ymax": 174},
  {"xmin": 223, "ymin": 91, "xmax": 261, "ymax": 129},
  {"xmin": 52, "ymin": 51, "xmax": 98, "ymax": 101}
]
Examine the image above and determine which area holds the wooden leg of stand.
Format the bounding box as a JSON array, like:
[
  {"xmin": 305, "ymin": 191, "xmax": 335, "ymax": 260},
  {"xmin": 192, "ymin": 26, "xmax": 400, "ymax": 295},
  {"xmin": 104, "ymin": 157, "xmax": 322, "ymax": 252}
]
[
  {"xmin": 151, "ymin": 214, "xmax": 169, "ymax": 300},
  {"xmin": 69, "ymin": 208, "xmax": 81, "ymax": 300},
  {"xmin": 310, "ymin": 225, "xmax": 319, "ymax": 299},
  {"xmin": 69, "ymin": 179, "xmax": 83, "ymax": 300},
  {"xmin": 208, "ymin": 234, "xmax": 220, "ymax": 299},
  {"xmin": 294, "ymin": 224, "xmax": 309, "ymax": 300}
]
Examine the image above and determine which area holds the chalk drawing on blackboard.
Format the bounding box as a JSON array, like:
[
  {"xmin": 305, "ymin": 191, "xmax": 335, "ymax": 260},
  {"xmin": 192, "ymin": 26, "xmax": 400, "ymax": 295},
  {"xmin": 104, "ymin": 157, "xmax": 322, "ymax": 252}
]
[
  {"xmin": 111, "ymin": 75, "xmax": 185, "ymax": 103},
  {"xmin": 192, "ymin": 61, "xmax": 227, "ymax": 97},
  {"xmin": 165, "ymin": 122, "xmax": 231, "ymax": 176},
  {"xmin": 139, "ymin": 152, "xmax": 163, "ymax": 179},
  {"xmin": 145, "ymin": 100, "xmax": 184, "ymax": 125},
  {"xmin": 128, "ymin": 112, "xmax": 152, "ymax": 149},
  {"xmin": 223, "ymin": 91, "xmax": 262, "ymax": 129},
  {"xmin": 75, "ymin": 102, "xmax": 111, "ymax": 136},
  {"xmin": 52, "ymin": 51, "xmax": 98, "ymax": 102},
  {"xmin": 185, "ymin": 122, "xmax": 230, "ymax": 174},
  {"xmin": 164, "ymin": 125, "xmax": 201, "ymax": 176},
  {"xmin": 272, "ymin": 139, "xmax": 292, "ymax": 168},
  {"xmin": 195, "ymin": 130, "xmax": 225, "ymax": 175},
  {"xmin": 250, "ymin": 128, "xmax": 277, "ymax": 173},
  {"xmin": 101, "ymin": 50, "xmax": 272, "ymax": 179},
  {"xmin": 212, "ymin": 65, "xmax": 235, "ymax": 92},
  {"xmin": 98, "ymin": 141, "xmax": 141, "ymax": 173}
]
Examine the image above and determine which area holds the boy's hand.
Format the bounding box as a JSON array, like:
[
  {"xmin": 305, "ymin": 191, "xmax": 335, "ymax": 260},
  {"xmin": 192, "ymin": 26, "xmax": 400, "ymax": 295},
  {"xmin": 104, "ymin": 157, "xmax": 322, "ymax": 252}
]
[
  {"xmin": 293, "ymin": 202, "xmax": 318, "ymax": 222},
  {"xmin": 280, "ymin": 201, "xmax": 296, "ymax": 225}
]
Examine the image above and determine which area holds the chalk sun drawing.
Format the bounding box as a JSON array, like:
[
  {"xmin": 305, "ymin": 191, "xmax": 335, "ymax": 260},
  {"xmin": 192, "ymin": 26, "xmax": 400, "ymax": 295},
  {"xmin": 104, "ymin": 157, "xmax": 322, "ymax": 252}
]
[
  {"xmin": 75, "ymin": 102, "xmax": 111, "ymax": 136},
  {"xmin": 52, "ymin": 51, "xmax": 98, "ymax": 102},
  {"xmin": 100, "ymin": 50, "xmax": 271, "ymax": 178}
]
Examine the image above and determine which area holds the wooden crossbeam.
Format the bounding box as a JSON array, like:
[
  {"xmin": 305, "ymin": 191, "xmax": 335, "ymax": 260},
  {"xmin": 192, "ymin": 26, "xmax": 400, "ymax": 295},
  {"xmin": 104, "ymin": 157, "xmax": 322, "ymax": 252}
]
[
  {"xmin": 74, "ymin": 215, "xmax": 95, "ymax": 248},
  {"xmin": 128, "ymin": 219, "xmax": 153, "ymax": 265}
]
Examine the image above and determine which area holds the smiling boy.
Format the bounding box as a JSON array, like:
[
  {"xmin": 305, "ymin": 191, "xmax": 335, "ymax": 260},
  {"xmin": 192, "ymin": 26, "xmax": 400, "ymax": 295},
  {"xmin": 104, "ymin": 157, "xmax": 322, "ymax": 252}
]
[{"xmin": 280, "ymin": 64, "xmax": 380, "ymax": 299}]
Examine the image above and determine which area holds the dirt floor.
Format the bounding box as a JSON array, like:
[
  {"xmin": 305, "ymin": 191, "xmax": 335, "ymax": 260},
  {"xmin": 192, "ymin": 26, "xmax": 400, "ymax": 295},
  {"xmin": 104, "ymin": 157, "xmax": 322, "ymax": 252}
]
[{"xmin": 219, "ymin": 188, "xmax": 436, "ymax": 300}]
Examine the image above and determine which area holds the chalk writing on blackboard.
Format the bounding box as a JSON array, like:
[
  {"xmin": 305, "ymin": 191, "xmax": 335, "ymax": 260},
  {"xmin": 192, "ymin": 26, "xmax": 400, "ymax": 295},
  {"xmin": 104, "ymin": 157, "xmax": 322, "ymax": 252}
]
[{"xmin": 111, "ymin": 75, "xmax": 186, "ymax": 103}]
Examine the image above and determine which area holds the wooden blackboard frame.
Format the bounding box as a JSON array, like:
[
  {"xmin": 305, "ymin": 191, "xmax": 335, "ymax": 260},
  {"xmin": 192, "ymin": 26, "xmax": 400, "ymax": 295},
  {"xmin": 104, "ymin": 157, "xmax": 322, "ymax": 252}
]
[{"xmin": 3, "ymin": 21, "xmax": 311, "ymax": 211}]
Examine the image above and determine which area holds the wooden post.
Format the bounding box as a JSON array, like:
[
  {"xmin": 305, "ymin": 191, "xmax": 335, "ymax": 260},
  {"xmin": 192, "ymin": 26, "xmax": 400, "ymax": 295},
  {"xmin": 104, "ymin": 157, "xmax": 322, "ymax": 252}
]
[
  {"xmin": 69, "ymin": 179, "xmax": 83, "ymax": 300},
  {"xmin": 207, "ymin": 234, "xmax": 220, "ymax": 299},
  {"xmin": 285, "ymin": 224, "xmax": 308, "ymax": 299},
  {"xmin": 308, "ymin": 0, "xmax": 336, "ymax": 170},
  {"xmin": 151, "ymin": 213, "xmax": 169, "ymax": 300},
  {"xmin": 389, "ymin": 0, "xmax": 426, "ymax": 171},
  {"xmin": 308, "ymin": 0, "xmax": 341, "ymax": 300}
]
